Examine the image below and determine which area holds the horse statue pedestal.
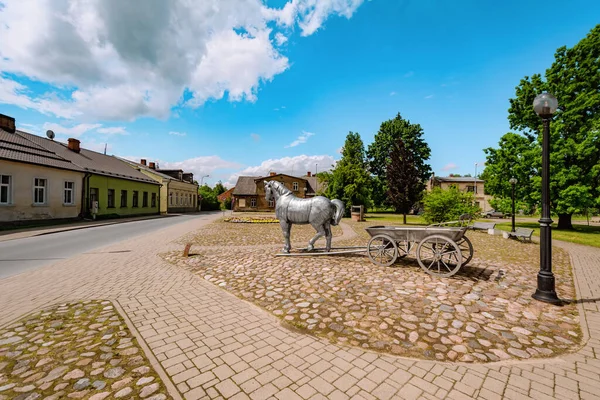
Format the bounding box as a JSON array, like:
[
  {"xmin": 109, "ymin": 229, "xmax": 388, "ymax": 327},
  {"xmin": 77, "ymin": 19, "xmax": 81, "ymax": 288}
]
[{"xmin": 264, "ymin": 181, "xmax": 345, "ymax": 253}]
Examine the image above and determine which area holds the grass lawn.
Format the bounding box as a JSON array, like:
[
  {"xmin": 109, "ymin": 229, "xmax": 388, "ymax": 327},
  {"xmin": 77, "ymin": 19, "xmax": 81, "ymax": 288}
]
[{"xmin": 492, "ymin": 221, "xmax": 600, "ymax": 248}]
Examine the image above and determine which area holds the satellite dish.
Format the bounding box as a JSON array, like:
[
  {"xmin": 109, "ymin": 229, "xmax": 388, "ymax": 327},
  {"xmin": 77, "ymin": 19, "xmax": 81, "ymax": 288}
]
[{"xmin": 46, "ymin": 130, "xmax": 55, "ymax": 140}]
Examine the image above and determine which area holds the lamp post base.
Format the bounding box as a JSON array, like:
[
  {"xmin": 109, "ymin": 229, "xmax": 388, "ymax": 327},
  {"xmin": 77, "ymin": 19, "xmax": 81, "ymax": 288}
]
[{"xmin": 532, "ymin": 273, "xmax": 562, "ymax": 305}]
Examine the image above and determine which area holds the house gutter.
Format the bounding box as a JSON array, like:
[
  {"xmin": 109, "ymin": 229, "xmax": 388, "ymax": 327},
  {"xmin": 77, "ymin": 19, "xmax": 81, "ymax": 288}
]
[
  {"xmin": 80, "ymin": 172, "xmax": 91, "ymax": 218},
  {"xmin": 166, "ymin": 179, "xmax": 170, "ymax": 214}
]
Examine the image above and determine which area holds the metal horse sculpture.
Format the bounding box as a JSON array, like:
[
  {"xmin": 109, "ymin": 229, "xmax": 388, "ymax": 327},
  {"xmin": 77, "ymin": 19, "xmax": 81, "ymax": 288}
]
[{"xmin": 264, "ymin": 180, "xmax": 344, "ymax": 253}]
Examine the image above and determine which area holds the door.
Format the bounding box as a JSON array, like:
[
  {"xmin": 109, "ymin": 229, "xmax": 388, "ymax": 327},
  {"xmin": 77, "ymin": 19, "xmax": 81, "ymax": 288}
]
[{"xmin": 90, "ymin": 188, "xmax": 98, "ymax": 211}]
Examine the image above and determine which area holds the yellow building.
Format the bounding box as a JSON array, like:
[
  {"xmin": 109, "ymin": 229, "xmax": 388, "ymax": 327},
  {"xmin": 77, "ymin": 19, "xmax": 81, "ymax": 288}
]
[
  {"xmin": 0, "ymin": 117, "xmax": 86, "ymax": 223},
  {"xmin": 121, "ymin": 159, "xmax": 199, "ymax": 214},
  {"xmin": 426, "ymin": 174, "xmax": 492, "ymax": 211}
]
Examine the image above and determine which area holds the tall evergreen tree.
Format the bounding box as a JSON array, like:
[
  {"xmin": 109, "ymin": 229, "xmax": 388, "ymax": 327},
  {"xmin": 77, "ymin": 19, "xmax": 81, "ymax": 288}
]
[
  {"xmin": 367, "ymin": 113, "xmax": 432, "ymax": 208},
  {"xmin": 386, "ymin": 137, "xmax": 423, "ymax": 224}
]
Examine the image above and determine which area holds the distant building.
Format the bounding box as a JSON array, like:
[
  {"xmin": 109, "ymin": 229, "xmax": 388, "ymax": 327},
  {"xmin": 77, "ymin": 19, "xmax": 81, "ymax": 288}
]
[
  {"xmin": 232, "ymin": 171, "xmax": 320, "ymax": 212},
  {"xmin": 0, "ymin": 114, "xmax": 161, "ymax": 223},
  {"xmin": 426, "ymin": 174, "xmax": 492, "ymax": 211},
  {"xmin": 120, "ymin": 159, "xmax": 198, "ymax": 214},
  {"xmin": 217, "ymin": 187, "xmax": 235, "ymax": 203}
]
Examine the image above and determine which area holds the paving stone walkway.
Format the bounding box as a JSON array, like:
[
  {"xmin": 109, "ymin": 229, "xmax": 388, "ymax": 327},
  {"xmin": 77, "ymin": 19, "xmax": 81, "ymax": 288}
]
[{"xmin": 1, "ymin": 215, "xmax": 599, "ymax": 400}]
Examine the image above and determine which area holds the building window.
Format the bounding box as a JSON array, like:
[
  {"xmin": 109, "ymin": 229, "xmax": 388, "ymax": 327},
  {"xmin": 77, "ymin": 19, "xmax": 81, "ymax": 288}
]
[
  {"xmin": 132, "ymin": 191, "xmax": 139, "ymax": 207},
  {"xmin": 251, "ymin": 197, "xmax": 257, "ymax": 207},
  {"xmin": 293, "ymin": 182, "xmax": 298, "ymax": 191},
  {"xmin": 239, "ymin": 198, "xmax": 246, "ymax": 208},
  {"xmin": 466, "ymin": 185, "xmax": 475, "ymax": 192},
  {"xmin": 0, "ymin": 175, "xmax": 11, "ymax": 204},
  {"xmin": 169, "ymin": 192, "xmax": 173, "ymax": 205},
  {"xmin": 120, "ymin": 190, "xmax": 128, "ymax": 207},
  {"xmin": 269, "ymin": 199, "xmax": 275, "ymax": 208},
  {"xmin": 108, "ymin": 189, "xmax": 115, "ymax": 208},
  {"xmin": 63, "ymin": 181, "xmax": 74, "ymax": 205},
  {"xmin": 176, "ymin": 193, "xmax": 179, "ymax": 206},
  {"xmin": 33, "ymin": 178, "xmax": 47, "ymax": 205},
  {"xmin": 151, "ymin": 193, "xmax": 157, "ymax": 208},
  {"xmin": 143, "ymin": 192, "xmax": 148, "ymax": 207}
]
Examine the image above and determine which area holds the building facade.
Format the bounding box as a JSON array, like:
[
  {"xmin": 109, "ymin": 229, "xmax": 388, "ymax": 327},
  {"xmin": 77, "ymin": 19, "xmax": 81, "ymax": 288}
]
[
  {"xmin": 232, "ymin": 172, "xmax": 318, "ymax": 212},
  {"xmin": 1, "ymin": 121, "xmax": 86, "ymax": 223},
  {"xmin": 121, "ymin": 159, "xmax": 198, "ymax": 214},
  {"xmin": 426, "ymin": 175, "xmax": 492, "ymax": 211}
]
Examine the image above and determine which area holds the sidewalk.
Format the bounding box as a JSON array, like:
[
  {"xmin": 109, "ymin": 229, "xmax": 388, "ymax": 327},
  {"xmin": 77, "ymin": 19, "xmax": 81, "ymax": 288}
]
[
  {"xmin": 0, "ymin": 213, "xmax": 181, "ymax": 242},
  {"xmin": 1, "ymin": 215, "xmax": 599, "ymax": 399}
]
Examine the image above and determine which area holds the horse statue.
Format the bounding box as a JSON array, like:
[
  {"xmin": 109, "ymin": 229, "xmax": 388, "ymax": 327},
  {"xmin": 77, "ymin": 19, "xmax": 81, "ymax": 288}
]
[{"xmin": 264, "ymin": 180, "xmax": 344, "ymax": 253}]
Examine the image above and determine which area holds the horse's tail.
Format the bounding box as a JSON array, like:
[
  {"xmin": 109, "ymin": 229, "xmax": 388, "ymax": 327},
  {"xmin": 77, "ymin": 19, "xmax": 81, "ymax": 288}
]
[{"xmin": 330, "ymin": 199, "xmax": 344, "ymax": 226}]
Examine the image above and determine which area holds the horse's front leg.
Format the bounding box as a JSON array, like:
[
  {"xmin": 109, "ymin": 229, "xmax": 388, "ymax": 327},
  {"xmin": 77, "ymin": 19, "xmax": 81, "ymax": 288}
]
[
  {"xmin": 280, "ymin": 221, "xmax": 291, "ymax": 253},
  {"xmin": 308, "ymin": 223, "xmax": 325, "ymax": 252}
]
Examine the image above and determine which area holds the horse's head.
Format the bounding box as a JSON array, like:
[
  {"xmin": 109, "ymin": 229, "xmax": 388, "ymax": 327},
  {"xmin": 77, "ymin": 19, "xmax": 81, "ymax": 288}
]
[{"xmin": 264, "ymin": 180, "xmax": 274, "ymax": 202}]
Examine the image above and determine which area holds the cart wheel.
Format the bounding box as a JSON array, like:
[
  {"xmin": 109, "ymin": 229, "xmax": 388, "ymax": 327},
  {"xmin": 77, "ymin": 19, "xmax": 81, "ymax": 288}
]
[
  {"xmin": 397, "ymin": 240, "xmax": 411, "ymax": 259},
  {"xmin": 416, "ymin": 235, "xmax": 462, "ymax": 277},
  {"xmin": 367, "ymin": 234, "xmax": 398, "ymax": 267},
  {"xmin": 456, "ymin": 236, "xmax": 474, "ymax": 266}
]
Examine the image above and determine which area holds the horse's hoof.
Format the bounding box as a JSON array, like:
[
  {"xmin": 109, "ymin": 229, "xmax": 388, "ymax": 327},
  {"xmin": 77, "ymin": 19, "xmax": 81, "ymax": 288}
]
[
  {"xmin": 307, "ymin": 245, "xmax": 314, "ymax": 252},
  {"xmin": 282, "ymin": 249, "xmax": 290, "ymax": 254}
]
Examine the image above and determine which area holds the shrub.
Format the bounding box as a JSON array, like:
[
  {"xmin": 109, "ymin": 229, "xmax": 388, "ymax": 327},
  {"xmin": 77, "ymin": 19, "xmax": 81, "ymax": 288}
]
[{"xmin": 422, "ymin": 187, "xmax": 480, "ymax": 224}]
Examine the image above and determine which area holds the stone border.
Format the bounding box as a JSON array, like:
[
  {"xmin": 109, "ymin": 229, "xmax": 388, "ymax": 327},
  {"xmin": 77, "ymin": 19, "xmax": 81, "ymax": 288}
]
[{"xmin": 114, "ymin": 300, "xmax": 183, "ymax": 400}]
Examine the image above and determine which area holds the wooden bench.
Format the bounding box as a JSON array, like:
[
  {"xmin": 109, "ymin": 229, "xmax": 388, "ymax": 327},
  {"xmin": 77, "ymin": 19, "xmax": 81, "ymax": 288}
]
[
  {"xmin": 508, "ymin": 228, "xmax": 534, "ymax": 242},
  {"xmin": 470, "ymin": 222, "xmax": 496, "ymax": 231}
]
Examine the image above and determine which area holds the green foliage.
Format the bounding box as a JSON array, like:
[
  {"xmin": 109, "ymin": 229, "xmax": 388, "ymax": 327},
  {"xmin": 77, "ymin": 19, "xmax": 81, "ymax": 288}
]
[
  {"xmin": 220, "ymin": 197, "xmax": 232, "ymax": 210},
  {"xmin": 422, "ymin": 187, "xmax": 481, "ymax": 224},
  {"xmin": 481, "ymin": 132, "xmax": 538, "ymax": 212},
  {"xmin": 386, "ymin": 138, "xmax": 424, "ymax": 222},
  {"xmin": 367, "ymin": 113, "xmax": 432, "ymax": 209},
  {"xmin": 324, "ymin": 132, "xmax": 372, "ymax": 215},
  {"xmin": 504, "ymin": 24, "xmax": 600, "ymax": 228},
  {"xmin": 198, "ymin": 185, "xmax": 220, "ymax": 211},
  {"xmin": 488, "ymin": 197, "xmax": 529, "ymax": 215},
  {"xmin": 213, "ymin": 181, "xmax": 227, "ymax": 196}
]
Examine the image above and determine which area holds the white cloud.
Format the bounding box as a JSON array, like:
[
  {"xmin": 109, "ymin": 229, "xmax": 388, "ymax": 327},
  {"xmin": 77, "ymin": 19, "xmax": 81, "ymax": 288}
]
[
  {"xmin": 97, "ymin": 126, "xmax": 127, "ymax": 135},
  {"xmin": 274, "ymin": 32, "xmax": 288, "ymax": 46},
  {"xmin": 265, "ymin": 0, "xmax": 365, "ymax": 36},
  {"xmin": 389, "ymin": 91, "xmax": 396, "ymax": 96},
  {"xmin": 285, "ymin": 130, "xmax": 315, "ymax": 148},
  {"xmin": 43, "ymin": 122, "xmax": 102, "ymax": 137},
  {"xmin": 251, "ymin": 133, "xmax": 261, "ymax": 142},
  {"xmin": 442, "ymin": 163, "xmax": 458, "ymax": 171},
  {"xmin": 0, "ymin": 0, "xmax": 365, "ymax": 122},
  {"xmin": 425, "ymin": 94, "xmax": 434, "ymax": 99},
  {"xmin": 168, "ymin": 131, "xmax": 187, "ymax": 137},
  {"xmin": 226, "ymin": 154, "xmax": 336, "ymax": 186}
]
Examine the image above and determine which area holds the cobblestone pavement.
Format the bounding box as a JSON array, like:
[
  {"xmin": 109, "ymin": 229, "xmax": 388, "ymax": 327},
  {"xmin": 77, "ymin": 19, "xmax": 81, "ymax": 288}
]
[
  {"xmin": 1, "ymin": 215, "xmax": 599, "ymax": 399},
  {"xmin": 0, "ymin": 301, "xmax": 171, "ymax": 400},
  {"xmin": 165, "ymin": 220, "xmax": 580, "ymax": 364}
]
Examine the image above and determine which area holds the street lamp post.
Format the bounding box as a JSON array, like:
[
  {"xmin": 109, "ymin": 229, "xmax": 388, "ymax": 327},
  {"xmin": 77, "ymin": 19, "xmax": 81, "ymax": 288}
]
[
  {"xmin": 199, "ymin": 174, "xmax": 209, "ymax": 211},
  {"xmin": 509, "ymin": 177, "xmax": 517, "ymax": 232},
  {"xmin": 532, "ymin": 92, "xmax": 561, "ymax": 305}
]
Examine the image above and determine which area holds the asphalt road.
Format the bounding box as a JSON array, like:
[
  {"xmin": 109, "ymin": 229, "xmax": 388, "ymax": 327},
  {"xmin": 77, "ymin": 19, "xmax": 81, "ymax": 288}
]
[{"xmin": 0, "ymin": 213, "xmax": 215, "ymax": 279}]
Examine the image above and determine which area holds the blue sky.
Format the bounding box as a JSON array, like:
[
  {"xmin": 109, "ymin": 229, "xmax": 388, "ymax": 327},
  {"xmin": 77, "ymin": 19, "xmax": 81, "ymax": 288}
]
[{"xmin": 1, "ymin": 0, "xmax": 598, "ymax": 186}]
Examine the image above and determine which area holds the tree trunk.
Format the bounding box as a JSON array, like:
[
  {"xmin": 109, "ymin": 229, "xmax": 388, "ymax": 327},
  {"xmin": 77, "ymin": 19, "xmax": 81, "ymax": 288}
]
[
  {"xmin": 403, "ymin": 213, "xmax": 407, "ymax": 225},
  {"xmin": 557, "ymin": 213, "xmax": 573, "ymax": 230}
]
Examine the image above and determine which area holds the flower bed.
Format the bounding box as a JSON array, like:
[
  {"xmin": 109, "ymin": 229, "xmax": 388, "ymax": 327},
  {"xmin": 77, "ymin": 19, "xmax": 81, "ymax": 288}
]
[{"xmin": 224, "ymin": 217, "xmax": 279, "ymax": 223}]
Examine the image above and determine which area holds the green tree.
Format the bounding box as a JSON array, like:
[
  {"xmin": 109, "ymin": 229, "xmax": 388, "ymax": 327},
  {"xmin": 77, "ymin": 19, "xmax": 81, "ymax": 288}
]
[
  {"xmin": 213, "ymin": 181, "xmax": 227, "ymax": 196},
  {"xmin": 367, "ymin": 113, "xmax": 432, "ymax": 208},
  {"xmin": 386, "ymin": 137, "xmax": 423, "ymax": 224},
  {"xmin": 506, "ymin": 24, "xmax": 600, "ymax": 229},
  {"xmin": 325, "ymin": 132, "xmax": 372, "ymax": 215},
  {"xmin": 480, "ymin": 132, "xmax": 538, "ymax": 214},
  {"xmin": 422, "ymin": 187, "xmax": 481, "ymax": 224},
  {"xmin": 198, "ymin": 184, "xmax": 220, "ymax": 211}
]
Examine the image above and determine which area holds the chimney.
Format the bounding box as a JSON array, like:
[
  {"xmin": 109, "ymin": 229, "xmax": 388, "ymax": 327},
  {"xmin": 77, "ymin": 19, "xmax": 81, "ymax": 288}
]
[
  {"xmin": 67, "ymin": 138, "xmax": 81, "ymax": 153},
  {"xmin": 149, "ymin": 162, "xmax": 156, "ymax": 169},
  {"xmin": 307, "ymin": 171, "xmax": 312, "ymax": 177},
  {"xmin": 140, "ymin": 159, "xmax": 147, "ymax": 166},
  {"xmin": 0, "ymin": 114, "xmax": 16, "ymax": 133},
  {"xmin": 270, "ymin": 172, "xmax": 276, "ymax": 176}
]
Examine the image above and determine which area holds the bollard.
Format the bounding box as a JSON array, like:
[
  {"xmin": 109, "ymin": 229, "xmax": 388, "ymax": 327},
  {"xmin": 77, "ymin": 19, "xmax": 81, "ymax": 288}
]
[{"xmin": 183, "ymin": 243, "xmax": 192, "ymax": 257}]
